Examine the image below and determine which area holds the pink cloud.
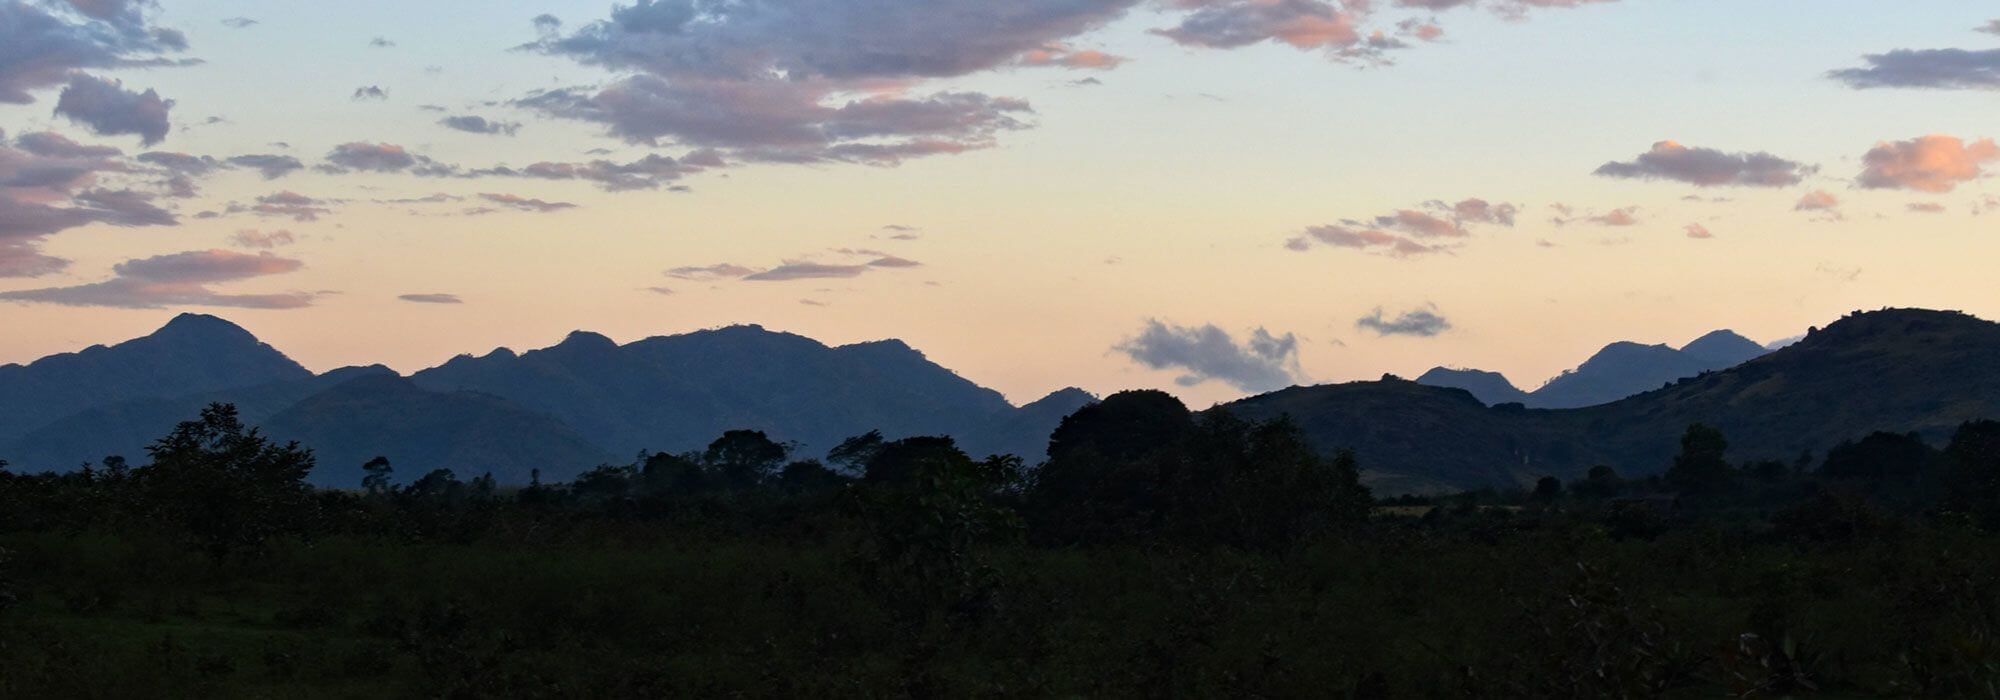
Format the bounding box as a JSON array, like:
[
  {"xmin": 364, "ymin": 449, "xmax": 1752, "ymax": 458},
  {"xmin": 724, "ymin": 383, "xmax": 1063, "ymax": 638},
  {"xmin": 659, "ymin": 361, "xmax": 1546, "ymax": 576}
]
[
  {"xmin": 1858, "ymin": 134, "xmax": 2000, "ymax": 192},
  {"xmin": 1793, "ymin": 190, "xmax": 1840, "ymax": 211}
]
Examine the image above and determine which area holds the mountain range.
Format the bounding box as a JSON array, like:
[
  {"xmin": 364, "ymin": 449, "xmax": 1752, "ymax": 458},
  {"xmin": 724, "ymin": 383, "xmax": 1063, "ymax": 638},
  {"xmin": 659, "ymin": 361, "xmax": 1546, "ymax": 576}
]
[
  {"xmin": 0, "ymin": 315, "xmax": 1090, "ymax": 486},
  {"xmin": 3, "ymin": 308, "xmax": 1997, "ymax": 495},
  {"xmin": 1415, "ymin": 328, "xmax": 1772, "ymax": 408}
]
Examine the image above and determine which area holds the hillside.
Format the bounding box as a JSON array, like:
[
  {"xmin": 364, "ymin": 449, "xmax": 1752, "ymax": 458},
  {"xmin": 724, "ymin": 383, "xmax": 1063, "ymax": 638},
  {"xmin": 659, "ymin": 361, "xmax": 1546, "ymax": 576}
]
[
  {"xmin": 1233, "ymin": 309, "xmax": 2000, "ymax": 493},
  {"xmin": 0, "ymin": 314, "xmax": 311, "ymax": 444},
  {"xmin": 1578, "ymin": 309, "xmax": 2000, "ymax": 471},
  {"xmin": 411, "ymin": 324, "xmax": 1023, "ymax": 458},
  {"xmin": 260, "ymin": 374, "xmax": 615, "ymax": 486},
  {"xmin": 0, "ymin": 365, "xmax": 395, "ymax": 470}
]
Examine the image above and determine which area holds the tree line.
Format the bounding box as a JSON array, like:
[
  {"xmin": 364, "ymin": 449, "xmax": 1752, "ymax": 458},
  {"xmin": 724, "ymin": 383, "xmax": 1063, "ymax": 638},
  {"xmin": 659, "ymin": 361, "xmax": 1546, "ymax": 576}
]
[{"xmin": 8, "ymin": 392, "xmax": 2000, "ymax": 696}]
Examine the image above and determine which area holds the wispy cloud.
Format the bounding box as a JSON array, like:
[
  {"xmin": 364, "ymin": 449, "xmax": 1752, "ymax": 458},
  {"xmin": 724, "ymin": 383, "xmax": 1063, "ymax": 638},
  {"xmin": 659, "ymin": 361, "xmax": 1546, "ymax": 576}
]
[
  {"xmin": 1594, "ymin": 140, "xmax": 1810, "ymax": 187},
  {"xmin": 1831, "ymin": 48, "xmax": 2000, "ymax": 90},
  {"xmin": 0, "ymin": 249, "xmax": 315, "ymax": 309},
  {"xmin": 399, "ymin": 293, "xmax": 462, "ymax": 304},
  {"xmin": 1355, "ymin": 305, "xmax": 1451, "ymax": 337}
]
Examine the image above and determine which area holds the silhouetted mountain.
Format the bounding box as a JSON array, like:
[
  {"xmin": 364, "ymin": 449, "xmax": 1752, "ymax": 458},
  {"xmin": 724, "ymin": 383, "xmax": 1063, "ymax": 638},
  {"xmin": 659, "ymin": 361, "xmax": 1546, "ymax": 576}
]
[
  {"xmin": 1679, "ymin": 329, "xmax": 1767, "ymax": 366},
  {"xmin": 1232, "ymin": 309, "xmax": 2000, "ymax": 494},
  {"xmin": 0, "ymin": 365, "xmax": 395, "ymax": 470},
  {"xmin": 1413, "ymin": 368, "xmax": 1529, "ymax": 406},
  {"xmin": 260, "ymin": 374, "xmax": 613, "ymax": 486},
  {"xmin": 0, "ymin": 314, "xmax": 311, "ymax": 445},
  {"xmin": 1529, "ymin": 341, "xmax": 1719, "ymax": 409},
  {"xmin": 1416, "ymin": 329, "xmax": 1769, "ymax": 409},
  {"xmin": 0, "ymin": 317, "xmax": 1079, "ymax": 482},
  {"xmin": 411, "ymin": 324, "xmax": 1021, "ymax": 459},
  {"xmin": 962, "ymin": 387, "xmax": 1098, "ymax": 459}
]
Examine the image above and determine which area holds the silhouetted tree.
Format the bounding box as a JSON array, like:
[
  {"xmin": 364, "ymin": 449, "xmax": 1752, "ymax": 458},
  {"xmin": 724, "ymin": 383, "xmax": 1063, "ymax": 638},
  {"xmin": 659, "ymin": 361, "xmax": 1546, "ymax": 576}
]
[
  {"xmin": 1573, "ymin": 465, "xmax": 1623, "ymax": 498},
  {"xmin": 362, "ymin": 456, "xmax": 394, "ymax": 495},
  {"xmin": 1666, "ymin": 424, "xmax": 1734, "ymax": 495},
  {"xmin": 1943, "ymin": 420, "xmax": 2000, "ymax": 528},
  {"xmin": 1746, "ymin": 459, "xmax": 1790, "ymax": 482},
  {"xmin": 846, "ymin": 436, "xmax": 1019, "ymax": 636},
  {"xmin": 862, "ymin": 436, "xmax": 968, "ymax": 485},
  {"xmin": 640, "ymin": 451, "xmax": 709, "ymax": 494},
  {"xmin": 0, "ymin": 545, "xmax": 14, "ymax": 617},
  {"xmin": 827, "ymin": 430, "xmax": 886, "ymax": 477},
  {"xmin": 403, "ymin": 469, "xmax": 464, "ymax": 503},
  {"xmin": 139, "ymin": 403, "xmax": 316, "ymax": 558},
  {"xmin": 703, "ymin": 430, "xmax": 788, "ymax": 489},
  {"xmin": 1772, "ymin": 487, "xmax": 1897, "ymax": 542},
  {"xmin": 572, "ymin": 465, "xmax": 636, "ymax": 503},
  {"xmin": 1029, "ymin": 391, "xmax": 1197, "ymax": 543},
  {"xmin": 1819, "ymin": 432, "xmax": 1938, "ymax": 480},
  {"xmin": 1535, "ymin": 476, "xmax": 1563, "ymax": 500},
  {"xmin": 1028, "ymin": 391, "xmax": 1368, "ymax": 547},
  {"xmin": 776, "ymin": 460, "xmax": 847, "ymax": 492}
]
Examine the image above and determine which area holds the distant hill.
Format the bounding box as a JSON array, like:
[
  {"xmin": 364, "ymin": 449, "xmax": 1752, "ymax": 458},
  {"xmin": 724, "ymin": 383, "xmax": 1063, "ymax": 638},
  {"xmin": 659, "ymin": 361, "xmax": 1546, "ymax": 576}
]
[
  {"xmin": 1413, "ymin": 368, "xmax": 1529, "ymax": 406},
  {"xmin": 0, "ymin": 314, "xmax": 311, "ymax": 445},
  {"xmin": 962, "ymin": 387, "xmax": 1098, "ymax": 460},
  {"xmin": 1680, "ymin": 329, "xmax": 1768, "ymax": 366},
  {"xmin": 1416, "ymin": 329, "xmax": 1770, "ymax": 409},
  {"xmin": 1232, "ymin": 309, "xmax": 2000, "ymax": 494}
]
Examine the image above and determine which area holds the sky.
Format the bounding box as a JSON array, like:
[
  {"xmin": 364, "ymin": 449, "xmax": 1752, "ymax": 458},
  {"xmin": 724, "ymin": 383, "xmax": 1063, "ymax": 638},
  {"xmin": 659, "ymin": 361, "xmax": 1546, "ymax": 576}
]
[{"xmin": 2, "ymin": 0, "xmax": 1999, "ymax": 408}]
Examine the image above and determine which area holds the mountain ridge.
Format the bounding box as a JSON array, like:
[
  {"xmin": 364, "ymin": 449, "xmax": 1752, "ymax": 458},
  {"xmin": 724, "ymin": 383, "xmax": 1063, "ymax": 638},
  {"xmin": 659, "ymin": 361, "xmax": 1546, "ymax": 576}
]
[
  {"xmin": 1, "ymin": 318, "xmax": 1078, "ymax": 485},
  {"xmin": 1416, "ymin": 328, "xmax": 1772, "ymax": 409},
  {"xmin": 1231, "ymin": 308, "xmax": 2000, "ymax": 494}
]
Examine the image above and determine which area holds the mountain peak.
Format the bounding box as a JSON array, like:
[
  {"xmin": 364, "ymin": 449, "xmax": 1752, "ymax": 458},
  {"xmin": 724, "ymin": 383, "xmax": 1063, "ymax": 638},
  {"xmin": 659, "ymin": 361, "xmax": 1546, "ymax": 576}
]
[
  {"xmin": 1416, "ymin": 367, "xmax": 1529, "ymax": 406},
  {"xmin": 152, "ymin": 313, "xmax": 256, "ymax": 344},
  {"xmin": 554, "ymin": 330, "xmax": 617, "ymax": 351},
  {"xmin": 837, "ymin": 338, "xmax": 924, "ymax": 359},
  {"xmin": 1025, "ymin": 387, "xmax": 1097, "ymax": 410},
  {"xmin": 1680, "ymin": 329, "xmax": 1766, "ymax": 365}
]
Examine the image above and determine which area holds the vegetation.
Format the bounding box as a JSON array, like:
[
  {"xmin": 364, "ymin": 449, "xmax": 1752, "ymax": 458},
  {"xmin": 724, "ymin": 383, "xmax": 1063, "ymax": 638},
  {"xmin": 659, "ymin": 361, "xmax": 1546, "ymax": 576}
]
[{"xmin": 8, "ymin": 391, "xmax": 2000, "ymax": 697}]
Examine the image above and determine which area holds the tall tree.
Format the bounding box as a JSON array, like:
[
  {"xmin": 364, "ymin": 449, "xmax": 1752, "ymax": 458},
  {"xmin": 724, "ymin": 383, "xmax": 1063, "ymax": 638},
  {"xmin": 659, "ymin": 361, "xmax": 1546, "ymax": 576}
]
[
  {"xmin": 703, "ymin": 430, "xmax": 789, "ymax": 489},
  {"xmin": 140, "ymin": 403, "xmax": 316, "ymax": 558},
  {"xmin": 362, "ymin": 456, "xmax": 394, "ymax": 495},
  {"xmin": 1665, "ymin": 424, "xmax": 1734, "ymax": 495},
  {"xmin": 1943, "ymin": 421, "xmax": 2000, "ymax": 528}
]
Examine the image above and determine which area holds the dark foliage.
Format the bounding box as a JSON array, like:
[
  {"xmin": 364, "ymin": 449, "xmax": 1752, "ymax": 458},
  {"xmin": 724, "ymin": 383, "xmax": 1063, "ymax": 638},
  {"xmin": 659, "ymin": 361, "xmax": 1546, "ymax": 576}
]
[
  {"xmin": 1028, "ymin": 391, "xmax": 1369, "ymax": 548},
  {"xmin": 7, "ymin": 390, "xmax": 2000, "ymax": 695}
]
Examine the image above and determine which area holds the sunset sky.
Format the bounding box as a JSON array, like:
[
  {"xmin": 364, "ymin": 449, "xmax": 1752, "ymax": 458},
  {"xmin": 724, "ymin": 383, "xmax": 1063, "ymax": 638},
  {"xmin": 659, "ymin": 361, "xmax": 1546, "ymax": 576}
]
[{"xmin": 3, "ymin": 0, "xmax": 1999, "ymax": 407}]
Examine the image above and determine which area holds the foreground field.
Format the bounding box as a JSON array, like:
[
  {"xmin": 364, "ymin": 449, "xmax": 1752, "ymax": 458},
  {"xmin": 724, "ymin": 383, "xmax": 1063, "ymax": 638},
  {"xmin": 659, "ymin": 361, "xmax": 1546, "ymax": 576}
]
[{"xmin": 6, "ymin": 519, "xmax": 2000, "ymax": 698}]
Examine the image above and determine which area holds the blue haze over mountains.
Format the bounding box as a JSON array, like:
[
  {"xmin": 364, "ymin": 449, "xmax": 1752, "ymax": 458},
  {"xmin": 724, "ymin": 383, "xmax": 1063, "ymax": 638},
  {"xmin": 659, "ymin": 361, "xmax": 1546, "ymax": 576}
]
[
  {"xmin": 0, "ymin": 314, "xmax": 1094, "ymax": 486},
  {"xmin": 4, "ymin": 309, "xmax": 1998, "ymax": 495},
  {"xmin": 1415, "ymin": 329, "xmax": 1774, "ymax": 409}
]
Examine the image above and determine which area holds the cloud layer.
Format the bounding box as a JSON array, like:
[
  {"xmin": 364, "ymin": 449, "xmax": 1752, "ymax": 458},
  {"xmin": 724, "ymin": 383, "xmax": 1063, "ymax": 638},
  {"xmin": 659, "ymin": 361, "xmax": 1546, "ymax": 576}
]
[
  {"xmin": 0, "ymin": 249, "xmax": 313, "ymax": 309},
  {"xmin": 0, "ymin": 1, "xmax": 188, "ymax": 104}
]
